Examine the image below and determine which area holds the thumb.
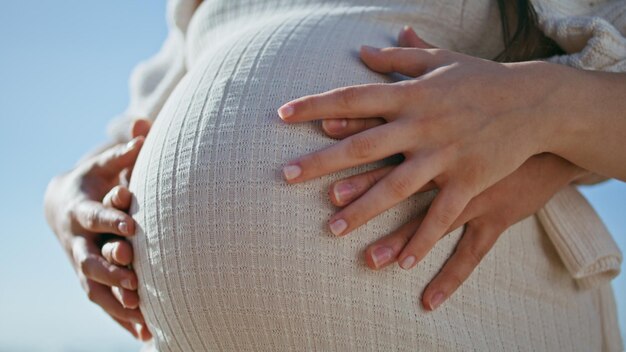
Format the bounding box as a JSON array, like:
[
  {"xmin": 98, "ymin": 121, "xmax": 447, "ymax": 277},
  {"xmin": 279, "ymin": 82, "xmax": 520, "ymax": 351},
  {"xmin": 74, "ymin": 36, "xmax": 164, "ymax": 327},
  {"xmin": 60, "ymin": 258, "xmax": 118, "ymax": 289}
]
[
  {"xmin": 91, "ymin": 137, "xmax": 144, "ymax": 178},
  {"xmin": 398, "ymin": 26, "xmax": 435, "ymax": 49}
]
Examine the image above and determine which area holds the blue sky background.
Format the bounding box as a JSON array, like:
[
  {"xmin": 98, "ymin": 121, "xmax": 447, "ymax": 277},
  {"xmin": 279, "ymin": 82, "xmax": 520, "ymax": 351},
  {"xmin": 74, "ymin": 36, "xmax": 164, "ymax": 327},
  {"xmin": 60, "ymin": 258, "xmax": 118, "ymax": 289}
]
[{"xmin": 0, "ymin": 1, "xmax": 623, "ymax": 351}]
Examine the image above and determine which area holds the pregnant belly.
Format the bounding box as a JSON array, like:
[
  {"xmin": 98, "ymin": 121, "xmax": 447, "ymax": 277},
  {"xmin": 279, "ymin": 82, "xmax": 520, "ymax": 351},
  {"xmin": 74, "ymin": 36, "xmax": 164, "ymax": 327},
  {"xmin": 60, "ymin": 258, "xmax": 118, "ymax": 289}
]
[{"xmin": 128, "ymin": 4, "xmax": 601, "ymax": 352}]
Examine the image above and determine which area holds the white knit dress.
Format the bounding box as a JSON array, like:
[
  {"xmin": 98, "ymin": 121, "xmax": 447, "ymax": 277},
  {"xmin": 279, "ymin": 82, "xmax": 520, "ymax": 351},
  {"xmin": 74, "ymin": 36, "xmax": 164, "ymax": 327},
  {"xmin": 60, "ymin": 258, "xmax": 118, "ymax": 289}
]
[{"xmin": 122, "ymin": 0, "xmax": 625, "ymax": 351}]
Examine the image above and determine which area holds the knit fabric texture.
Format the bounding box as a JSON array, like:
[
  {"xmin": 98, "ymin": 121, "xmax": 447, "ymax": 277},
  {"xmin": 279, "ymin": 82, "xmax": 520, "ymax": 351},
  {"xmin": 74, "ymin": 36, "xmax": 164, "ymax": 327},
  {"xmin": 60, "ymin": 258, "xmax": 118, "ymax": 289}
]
[{"xmin": 119, "ymin": 0, "xmax": 625, "ymax": 351}]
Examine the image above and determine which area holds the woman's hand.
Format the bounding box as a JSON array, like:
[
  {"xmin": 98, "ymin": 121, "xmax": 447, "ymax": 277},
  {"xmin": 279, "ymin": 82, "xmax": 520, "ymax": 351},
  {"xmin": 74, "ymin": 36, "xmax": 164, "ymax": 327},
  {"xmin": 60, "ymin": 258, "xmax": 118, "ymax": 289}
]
[
  {"xmin": 286, "ymin": 27, "xmax": 589, "ymax": 310},
  {"xmin": 44, "ymin": 120, "xmax": 152, "ymax": 340},
  {"xmin": 341, "ymin": 152, "xmax": 583, "ymax": 310},
  {"xmin": 278, "ymin": 28, "xmax": 566, "ymax": 271}
]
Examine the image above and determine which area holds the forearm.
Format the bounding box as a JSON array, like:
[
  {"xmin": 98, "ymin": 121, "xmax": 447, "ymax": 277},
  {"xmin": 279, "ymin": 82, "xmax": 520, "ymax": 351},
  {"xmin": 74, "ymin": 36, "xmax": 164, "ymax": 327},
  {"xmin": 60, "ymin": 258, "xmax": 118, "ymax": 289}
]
[{"xmin": 540, "ymin": 64, "xmax": 626, "ymax": 181}]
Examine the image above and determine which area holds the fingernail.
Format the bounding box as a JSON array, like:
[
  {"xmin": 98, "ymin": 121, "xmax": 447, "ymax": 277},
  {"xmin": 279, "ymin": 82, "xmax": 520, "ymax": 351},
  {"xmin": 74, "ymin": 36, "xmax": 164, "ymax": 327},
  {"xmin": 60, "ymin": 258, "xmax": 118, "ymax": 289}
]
[
  {"xmin": 329, "ymin": 219, "xmax": 348, "ymax": 236},
  {"xmin": 277, "ymin": 104, "xmax": 294, "ymax": 119},
  {"xmin": 361, "ymin": 45, "xmax": 380, "ymax": 54},
  {"xmin": 323, "ymin": 119, "xmax": 348, "ymax": 132},
  {"xmin": 399, "ymin": 255, "xmax": 416, "ymax": 270},
  {"xmin": 282, "ymin": 165, "xmax": 302, "ymax": 181},
  {"xmin": 121, "ymin": 279, "xmax": 134, "ymax": 290},
  {"xmin": 371, "ymin": 246, "xmax": 394, "ymax": 268},
  {"xmin": 118, "ymin": 221, "xmax": 129, "ymax": 235},
  {"xmin": 430, "ymin": 291, "xmax": 445, "ymax": 310},
  {"xmin": 333, "ymin": 181, "xmax": 355, "ymax": 204},
  {"xmin": 134, "ymin": 323, "xmax": 144, "ymax": 338},
  {"xmin": 125, "ymin": 138, "xmax": 139, "ymax": 151}
]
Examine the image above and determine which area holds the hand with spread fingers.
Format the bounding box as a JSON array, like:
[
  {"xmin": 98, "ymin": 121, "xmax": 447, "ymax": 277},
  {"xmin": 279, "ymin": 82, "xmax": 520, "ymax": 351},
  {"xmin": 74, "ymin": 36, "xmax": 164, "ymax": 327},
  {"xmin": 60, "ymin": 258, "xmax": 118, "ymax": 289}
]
[
  {"xmin": 278, "ymin": 26, "xmax": 595, "ymax": 310},
  {"xmin": 44, "ymin": 119, "xmax": 152, "ymax": 340},
  {"xmin": 330, "ymin": 149, "xmax": 585, "ymax": 310}
]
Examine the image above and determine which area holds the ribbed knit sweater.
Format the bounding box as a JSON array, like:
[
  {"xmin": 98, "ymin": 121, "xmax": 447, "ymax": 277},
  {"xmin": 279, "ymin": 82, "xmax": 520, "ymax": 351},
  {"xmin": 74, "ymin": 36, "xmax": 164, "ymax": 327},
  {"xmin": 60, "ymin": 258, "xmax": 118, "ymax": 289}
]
[{"xmin": 112, "ymin": 1, "xmax": 624, "ymax": 351}]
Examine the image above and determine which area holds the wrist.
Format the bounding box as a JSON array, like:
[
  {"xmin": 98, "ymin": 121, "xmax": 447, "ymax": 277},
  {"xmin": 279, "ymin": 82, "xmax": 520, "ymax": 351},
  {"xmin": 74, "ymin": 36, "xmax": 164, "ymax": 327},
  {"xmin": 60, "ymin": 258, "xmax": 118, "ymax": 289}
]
[
  {"xmin": 501, "ymin": 61, "xmax": 571, "ymax": 157},
  {"xmin": 533, "ymin": 153, "xmax": 584, "ymax": 187},
  {"xmin": 526, "ymin": 61, "xmax": 581, "ymax": 156}
]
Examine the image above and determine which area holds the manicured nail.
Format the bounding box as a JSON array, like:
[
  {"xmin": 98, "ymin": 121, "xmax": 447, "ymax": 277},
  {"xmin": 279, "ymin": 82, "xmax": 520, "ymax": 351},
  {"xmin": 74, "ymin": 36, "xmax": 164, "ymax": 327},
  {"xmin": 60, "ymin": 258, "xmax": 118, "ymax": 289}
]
[
  {"xmin": 125, "ymin": 138, "xmax": 139, "ymax": 151},
  {"xmin": 323, "ymin": 119, "xmax": 348, "ymax": 132},
  {"xmin": 282, "ymin": 165, "xmax": 302, "ymax": 181},
  {"xmin": 329, "ymin": 219, "xmax": 348, "ymax": 236},
  {"xmin": 371, "ymin": 246, "xmax": 394, "ymax": 268},
  {"xmin": 430, "ymin": 291, "xmax": 445, "ymax": 310},
  {"xmin": 399, "ymin": 255, "xmax": 416, "ymax": 270},
  {"xmin": 118, "ymin": 221, "xmax": 129, "ymax": 235},
  {"xmin": 277, "ymin": 104, "xmax": 294, "ymax": 119},
  {"xmin": 333, "ymin": 181, "xmax": 355, "ymax": 204},
  {"xmin": 121, "ymin": 279, "xmax": 133, "ymax": 290},
  {"xmin": 134, "ymin": 323, "xmax": 144, "ymax": 337}
]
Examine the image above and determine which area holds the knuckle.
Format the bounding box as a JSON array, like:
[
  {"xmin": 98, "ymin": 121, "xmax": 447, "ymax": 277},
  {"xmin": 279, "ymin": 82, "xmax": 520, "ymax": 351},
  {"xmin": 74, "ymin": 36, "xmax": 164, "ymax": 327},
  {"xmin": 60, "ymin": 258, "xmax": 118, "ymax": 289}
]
[
  {"xmin": 84, "ymin": 208, "xmax": 100, "ymax": 230},
  {"xmin": 434, "ymin": 207, "xmax": 456, "ymax": 229},
  {"xmin": 364, "ymin": 170, "xmax": 381, "ymax": 189},
  {"xmin": 462, "ymin": 245, "xmax": 486, "ymax": 268},
  {"xmin": 346, "ymin": 134, "xmax": 375, "ymax": 160},
  {"xmin": 337, "ymin": 86, "xmax": 359, "ymax": 109},
  {"xmin": 467, "ymin": 218, "xmax": 488, "ymax": 233},
  {"xmin": 79, "ymin": 257, "xmax": 94, "ymax": 277},
  {"xmin": 386, "ymin": 174, "xmax": 414, "ymax": 199}
]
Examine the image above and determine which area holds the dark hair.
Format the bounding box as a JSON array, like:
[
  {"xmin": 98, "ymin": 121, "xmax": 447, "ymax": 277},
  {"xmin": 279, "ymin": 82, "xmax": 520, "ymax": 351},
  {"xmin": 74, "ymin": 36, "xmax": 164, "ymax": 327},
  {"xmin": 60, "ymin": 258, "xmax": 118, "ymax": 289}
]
[{"xmin": 495, "ymin": 0, "xmax": 564, "ymax": 62}]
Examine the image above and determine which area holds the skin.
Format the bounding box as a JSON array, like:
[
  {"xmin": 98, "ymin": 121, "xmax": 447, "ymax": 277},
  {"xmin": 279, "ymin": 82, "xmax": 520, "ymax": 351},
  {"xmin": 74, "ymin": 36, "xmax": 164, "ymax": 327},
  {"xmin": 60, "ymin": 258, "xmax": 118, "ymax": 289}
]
[
  {"xmin": 279, "ymin": 26, "xmax": 624, "ymax": 309},
  {"xmin": 44, "ymin": 120, "xmax": 152, "ymax": 340},
  {"xmin": 51, "ymin": 25, "xmax": 624, "ymax": 337}
]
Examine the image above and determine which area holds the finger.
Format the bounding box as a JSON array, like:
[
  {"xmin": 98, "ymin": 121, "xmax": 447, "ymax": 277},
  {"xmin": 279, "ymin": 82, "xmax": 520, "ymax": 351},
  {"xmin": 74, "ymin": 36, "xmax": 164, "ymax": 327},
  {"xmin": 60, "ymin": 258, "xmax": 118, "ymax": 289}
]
[
  {"xmin": 135, "ymin": 322, "xmax": 153, "ymax": 341},
  {"xmin": 81, "ymin": 254, "xmax": 138, "ymax": 290},
  {"xmin": 91, "ymin": 137, "xmax": 144, "ymax": 178},
  {"xmin": 113, "ymin": 317, "xmax": 140, "ymax": 339},
  {"xmin": 102, "ymin": 239, "xmax": 134, "ymax": 266},
  {"xmin": 421, "ymin": 221, "xmax": 500, "ymax": 310},
  {"xmin": 321, "ymin": 118, "xmax": 386, "ymax": 139},
  {"xmin": 278, "ymin": 83, "xmax": 402, "ymax": 122},
  {"xmin": 363, "ymin": 216, "xmax": 423, "ymax": 270},
  {"xmin": 83, "ymin": 279, "xmax": 144, "ymax": 324},
  {"xmin": 102, "ymin": 185, "xmax": 133, "ymax": 211},
  {"xmin": 131, "ymin": 118, "xmax": 152, "ymax": 139},
  {"xmin": 330, "ymin": 166, "xmax": 436, "ymax": 207},
  {"xmin": 398, "ymin": 26, "xmax": 435, "ymax": 49},
  {"xmin": 283, "ymin": 121, "xmax": 411, "ymax": 183},
  {"xmin": 72, "ymin": 200, "xmax": 135, "ymax": 236},
  {"xmin": 329, "ymin": 165, "xmax": 394, "ymax": 206},
  {"xmin": 359, "ymin": 46, "xmax": 444, "ymax": 77},
  {"xmin": 118, "ymin": 168, "xmax": 132, "ymax": 188},
  {"xmin": 73, "ymin": 238, "xmax": 137, "ymax": 290},
  {"xmin": 112, "ymin": 286, "xmax": 140, "ymax": 309},
  {"xmin": 327, "ymin": 158, "xmax": 440, "ymax": 236},
  {"xmin": 397, "ymin": 185, "xmax": 472, "ymax": 269}
]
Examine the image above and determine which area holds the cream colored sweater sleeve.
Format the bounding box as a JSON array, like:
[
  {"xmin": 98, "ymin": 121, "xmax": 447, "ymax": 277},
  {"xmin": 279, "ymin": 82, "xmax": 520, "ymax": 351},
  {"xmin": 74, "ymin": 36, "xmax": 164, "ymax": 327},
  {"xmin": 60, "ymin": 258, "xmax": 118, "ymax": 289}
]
[
  {"xmin": 532, "ymin": 0, "xmax": 624, "ymax": 289},
  {"xmin": 107, "ymin": 0, "xmax": 199, "ymax": 143},
  {"xmin": 534, "ymin": 0, "xmax": 626, "ymax": 71}
]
